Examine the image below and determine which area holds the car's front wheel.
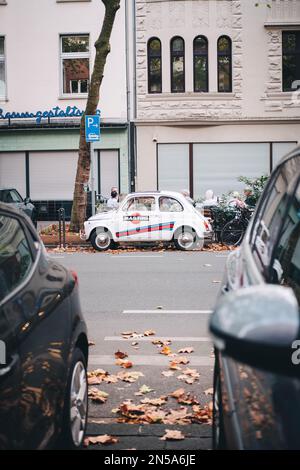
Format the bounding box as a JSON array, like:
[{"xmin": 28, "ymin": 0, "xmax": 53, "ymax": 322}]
[
  {"xmin": 90, "ymin": 228, "xmax": 114, "ymax": 251},
  {"xmin": 59, "ymin": 348, "xmax": 88, "ymax": 449},
  {"xmin": 173, "ymin": 227, "xmax": 199, "ymax": 251}
]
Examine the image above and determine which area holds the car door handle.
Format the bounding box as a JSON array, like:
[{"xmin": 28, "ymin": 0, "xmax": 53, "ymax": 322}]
[{"xmin": 0, "ymin": 354, "xmax": 19, "ymax": 377}]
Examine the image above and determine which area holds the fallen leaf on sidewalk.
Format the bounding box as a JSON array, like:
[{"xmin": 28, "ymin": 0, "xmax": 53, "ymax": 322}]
[
  {"xmin": 145, "ymin": 410, "xmax": 167, "ymax": 423},
  {"xmin": 169, "ymin": 361, "xmax": 182, "ymax": 370},
  {"xmin": 160, "ymin": 345, "xmax": 172, "ymax": 356},
  {"xmin": 204, "ymin": 388, "xmax": 214, "ymax": 396},
  {"xmin": 115, "ymin": 350, "xmax": 128, "ymax": 359},
  {"xmin": 131, "ymin": 342, "xmax": 139, "ymax": 346},
  {"xmin": 117, "ymin": 371, "xmax": 144, "ymax": 383},
  {"xmin": 134, "ymin": 384, "xmax": 154, "ymax": 396},
  {"xmin": 160, "ymin": 430, "xmax": 185, "ymax": 441},
  {"xmin": 140, "ymin": 396, "xmax": 168, "ymax": 406},
  {"xmin": 88, "ymin": 388, "xmax": 109, "ymax": 403},
  {"xmin": 170, "ymin": 357, "xmax": 190, "ymax": 365},
  {"xmin": 161, "ymin": 370, "xmax": 174, "ymax": 378},
  {"xmin": 88, "ymin": 341, "xmax": 95, "ymax": 347},
  {"xmin": 84, "ymin": 435, "xmax": 119, "ymax": 446},
  {"xmin": 170, "ymin": 388, "xmax": 186, "ymax": 399},
  {"xmin": 88, "ymin": 375, "xmax": 102, "ymax": 385},
  {"xmin": 177, "ymin": 393, "xmax": 199, "ymax": 406},
  {"xmin": 144, "ymin": 329, "xmax": 156, "ymax": 336},
  {"xmin": 178, "ymin": 347, "xmax": 194, "ymax": 354},
  {"xmin": 115, "ymin": 359, "xmax": 133, "ymax": 369}
]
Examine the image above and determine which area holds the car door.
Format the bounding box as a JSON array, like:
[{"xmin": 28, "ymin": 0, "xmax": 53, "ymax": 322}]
[
  {"xmin": 0, "ymin": 212, "xmax": 25, "ymax": 449},
  {"xmin": 222, "ymin": 155, "xmax": 300, "ymax": 449},
  {"xmin": 158, "ymin": 196, "xmax": 184, "ymax": 241},
  {"xmin": 115, "ymin": 196, "xmax": 159, "ymax": 241},
  {"xmin": 0, "ymin": 209, "xmax": 72, "ymax": 449},
  {"xmin": 13, "ymin": 229, "xmax": 72, "ymax": 449}
]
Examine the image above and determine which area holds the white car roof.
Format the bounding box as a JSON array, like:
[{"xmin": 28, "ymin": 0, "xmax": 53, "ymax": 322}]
[{"xmin": 126, "ymin": 190, "xmax": 186, "ymax": 200}]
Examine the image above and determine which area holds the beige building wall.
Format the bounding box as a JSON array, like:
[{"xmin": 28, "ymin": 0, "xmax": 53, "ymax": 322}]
[{"xmin": 134, "ymin": 0, "xmax": 300, "ymax": 192}]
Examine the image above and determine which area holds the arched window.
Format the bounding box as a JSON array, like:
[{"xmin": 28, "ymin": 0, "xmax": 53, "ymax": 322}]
[
  {"xmin": 170, "ymin": 36, "xmax": 185, "ymax": 93},
  {"xmin": 148, "ymin": 37, "xmax": 162, "ymax": 94},
  {"xmin": 217, "ymin": 36, "xmax": 232, "ymax": 93},
  {"xmin": 193, "ymin": 36, "xmax": 208, "ymax": 92}
]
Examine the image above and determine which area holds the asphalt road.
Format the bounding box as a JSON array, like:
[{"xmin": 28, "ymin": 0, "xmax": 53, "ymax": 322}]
[{"xmin": 50, "ymin": 249, "xmax": 228, "ymax": 450}]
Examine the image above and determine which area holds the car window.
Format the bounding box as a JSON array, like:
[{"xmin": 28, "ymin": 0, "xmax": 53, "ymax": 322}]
[
  {"xmin": 251, "ymin": 156, "xmax": 300, "ymax": 277},
  {"xmin": 123, "ymin": 197, "xmax": 156, "ymax": 212},
  {"xmin": 0, "ymin": 214, "xmax": 33, "ymax": 302},
  {"xmin": 10, "ymin": 190, "xmax": 22, "ymax": 203},
  {"xmin": 159, "ymin": 197, "xmax": 183, "ymax": 212},
  {"xmin": 270, "ymin": 180, "xmax": 300, "ymax": 305},
  {"xmin": 0, "ymin": 190, "xmax": 14, "ymax": 203}
]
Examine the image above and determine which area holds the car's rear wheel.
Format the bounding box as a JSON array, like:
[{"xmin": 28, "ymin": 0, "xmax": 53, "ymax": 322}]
[
  {"xmin": 213, "ymin": 355, "xmax": 226, "ymax": 449},
  {"xmin": 174, "ymin": 227, "xmax": 199, "ymax": 251},
  {"xmin": 59, "ymin": 348, "xmax": 88, "ymax": 449},
  {"xmin": 90, "ymin": 228, "xmax": 114, "ymax": 251}
]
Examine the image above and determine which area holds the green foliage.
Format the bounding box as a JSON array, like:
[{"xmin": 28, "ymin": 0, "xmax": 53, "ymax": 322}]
[{"xmin": 238, "ymin": 175, "xmax": 269, "ymax": 204}]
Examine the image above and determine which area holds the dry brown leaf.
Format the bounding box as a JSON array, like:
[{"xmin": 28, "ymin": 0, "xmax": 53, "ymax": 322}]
[
  {"xmin": 88, "ymin": 387, "xmax": 109, "ymax": 403},
  {"xmin": 117, "ymin": 371, "xmax": 144, "ymax": 383},
  {"xmin": 85, "ymin": 435, "xmax": 119, "ymax": 446},
  {"xmin": 160, "ymin": 430, "xmax": 185, "ymax": 441},
  {"xmin": 145, "ymin": 410, "xmax": 167, "ymax": 423},
  {"xmin": 115, "ymin": 359, "xmax": 133, "ymax": 369},
  {"xmin": 115, "ymin": 350, "xmax": 128, "ymax": 359},
  {"xmin": 169, "ymin": 361, "xmax": 182, "ymax": 370},
  {"xmin": 177, "ymin": 393, "xmax": 199, "ymax": 406},
  {"xmin": 160, "ymin": 345, "xmax": 172, "ymax": 356},
  {"xmin": 171, "ymin": 357, "xmax": 190, "ymax": 365},
  {"xmin": 88, "ymin": 341, "xmax": 95, "ymax": 347},
  {"xmin": 204, "ymin": 387, "xmax": 214, "ymax": 396},
  {"xmin": 178, "ymin": 347, "xmax": 194, "ymax": 354},
  {"xmin": 170, "ymin": 388, "xmax": 186, "ymax": 399},
  {"xmin": 161, "ymin": 370, "xmax": 174, "ymax": 378},
  {"xmin": 87, "ymin": 375, "xmax": 102, "ymax": 385},
  {"xmin": 144, "ymin": 329, "xmax": 156, "ymax": 336},
  {"xmin": 140, "ymin": 396, "xmax": 168, "ymax": 406}
]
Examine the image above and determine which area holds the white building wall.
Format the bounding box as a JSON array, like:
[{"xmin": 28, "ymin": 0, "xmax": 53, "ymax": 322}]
[
  {"xmin": 0, "ymin": 0, "xmax": 127, "ymax": 120},
  {"xmin": 135, "ymin": 0, "xmax": 300, "ymax": 121}
]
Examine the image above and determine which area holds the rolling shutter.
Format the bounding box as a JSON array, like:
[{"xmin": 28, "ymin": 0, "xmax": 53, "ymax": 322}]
[
  {"xmin": 29, "ymin": 151, "xmax": 78, "ymax": 200},
  {"xmin": 0, "ymin": 153, "xmax": 26, "ymax": 197}
]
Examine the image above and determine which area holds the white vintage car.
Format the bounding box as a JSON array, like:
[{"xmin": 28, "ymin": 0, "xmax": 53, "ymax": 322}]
[{"xmin": 83, "ymin": 191, "xmax": 212, "ymax": 251}]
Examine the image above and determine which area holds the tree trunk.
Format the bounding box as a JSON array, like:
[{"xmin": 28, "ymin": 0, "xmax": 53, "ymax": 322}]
[{"xmin": 70, "ymin": 0, "xmax": 121, "ymax": 232}]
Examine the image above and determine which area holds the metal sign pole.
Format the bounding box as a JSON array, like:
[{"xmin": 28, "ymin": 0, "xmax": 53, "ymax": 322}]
[{"xmin": 90, "ymin": 141, "xmax": 96, "ymax": 216}]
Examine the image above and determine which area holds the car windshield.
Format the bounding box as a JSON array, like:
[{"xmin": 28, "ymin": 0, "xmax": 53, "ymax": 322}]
[{"xmin": 0, "ymin": 189, "xmax": 22, "ymax": 203}]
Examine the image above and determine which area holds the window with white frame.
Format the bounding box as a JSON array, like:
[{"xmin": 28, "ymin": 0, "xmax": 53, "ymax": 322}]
[
  {"xmin": 0, "ymin": 37, "xmax": 6, "ymax": 99},
  {"xmin": 60, "ymin": 34, "xmax": 90, "ymax": 96}
]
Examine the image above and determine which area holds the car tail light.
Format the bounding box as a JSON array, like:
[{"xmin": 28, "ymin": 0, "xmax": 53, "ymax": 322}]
[
  {"xmin": 70, "ymin": 270, "xmax": 79, "ymax": 286},
  {"xmin": 204, "ymin": 220, "xmax": 211, "ymax": 231}
]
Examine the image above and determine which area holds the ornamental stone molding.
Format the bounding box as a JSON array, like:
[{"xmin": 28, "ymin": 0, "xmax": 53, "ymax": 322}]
[{"xmin": 136, "ymin": 0, "xmax": 243, "ymax": 121}]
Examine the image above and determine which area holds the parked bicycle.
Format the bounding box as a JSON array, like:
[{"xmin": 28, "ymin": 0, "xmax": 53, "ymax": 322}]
[{"xmin": 220, "ymin": 207, "xmax": 254, "ymax": 246}]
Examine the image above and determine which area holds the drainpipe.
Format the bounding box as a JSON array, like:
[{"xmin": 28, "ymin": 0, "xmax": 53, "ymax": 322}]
[{"xmin": 125, "ymin": 0, "xmax": 136, "ymax": 193}]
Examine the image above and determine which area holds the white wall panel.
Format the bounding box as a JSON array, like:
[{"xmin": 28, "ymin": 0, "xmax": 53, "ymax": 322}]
[
  {"xmin": 29, "ymin": 151, "xmax": 77, "ymax": 200},
  {"xmin": 0, "ymin": 153, "xmax": 26, "ymax": 196}
]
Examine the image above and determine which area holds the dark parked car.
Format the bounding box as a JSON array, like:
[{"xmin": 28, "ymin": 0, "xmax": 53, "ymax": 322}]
[
  {"xmin": 0, "ymin": 188, "xmax": 37, "ymax": 227},
  {"xmin": 210, "ymin": 145, "xmax": 300, "ymax": 450},
  {"xmin": 0, "ymin": 202, "xmax": 88, "ymax": 449}
]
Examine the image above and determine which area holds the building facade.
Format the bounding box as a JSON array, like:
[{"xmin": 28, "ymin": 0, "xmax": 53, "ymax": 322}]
[
  {"xmin": 0, "ymin": 0, "xmax": 129, "ymax": 219},
  {"xmin": 132, "ymin": 0, "xmax": 300, "ymax": 200}
]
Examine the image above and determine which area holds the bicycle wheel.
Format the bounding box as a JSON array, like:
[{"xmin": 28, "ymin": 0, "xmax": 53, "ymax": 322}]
[{"xmin": 221, "ymin": 219, "xmax": 244, "ymax": 247}]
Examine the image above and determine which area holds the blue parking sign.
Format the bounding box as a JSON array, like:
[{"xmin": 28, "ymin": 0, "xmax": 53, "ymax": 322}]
[{"xmin": 85, "ymin": 114, "xmax": 101, "ymax": 142}]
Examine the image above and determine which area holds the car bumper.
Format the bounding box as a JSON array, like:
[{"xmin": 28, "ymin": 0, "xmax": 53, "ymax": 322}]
[{"xmin": 204, "ymin": 231, "xmax": 213, "ymax": 244}]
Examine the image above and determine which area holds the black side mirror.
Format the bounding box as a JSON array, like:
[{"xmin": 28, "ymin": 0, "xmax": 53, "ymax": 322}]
[
  {"xmin": 210, "ymin": 285, "xmax": 300, "ymax": 377},
  {"xmin": 24, "ymin": 197, "xmax": 31, "ymax": 205}
]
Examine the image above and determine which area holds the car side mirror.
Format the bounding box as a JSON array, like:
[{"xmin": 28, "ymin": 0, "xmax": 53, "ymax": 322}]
[
  {"xmin": 24, "ymin": 197, "xmax": 31, "ymax": 205},
  {"xmin": 210, "ymin": 285, "xmax": 300, "ymax": 377}
]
